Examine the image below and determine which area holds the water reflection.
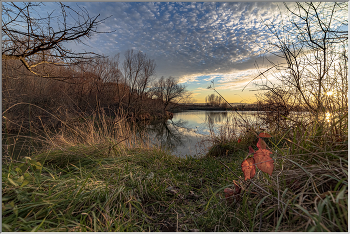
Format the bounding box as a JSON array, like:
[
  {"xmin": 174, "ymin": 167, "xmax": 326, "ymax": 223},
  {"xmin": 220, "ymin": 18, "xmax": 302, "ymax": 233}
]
[
  {"xmin": 205, "ymin": 111, "xmax": 228, "ymax": 124},
  {"xmin": 147, "ymin": 119, "xmax": 184, "ymax": 150},
  {"xmin": 144, "ymin": 118, "xmax": 208, "ymax": 157},
  {"xmin": 143, "ymin": 110, "xmax": 260, "ymax": 157},
  {"xmin": 139, "ymin": 110, "xmax": 324, "ymax": 157}
]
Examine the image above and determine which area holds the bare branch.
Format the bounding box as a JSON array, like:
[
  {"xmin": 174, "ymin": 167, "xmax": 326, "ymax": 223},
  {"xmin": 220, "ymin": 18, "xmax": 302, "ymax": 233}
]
[{"xmin": 2, "ymin": 2, "xmax": 107, "ymax": 78}]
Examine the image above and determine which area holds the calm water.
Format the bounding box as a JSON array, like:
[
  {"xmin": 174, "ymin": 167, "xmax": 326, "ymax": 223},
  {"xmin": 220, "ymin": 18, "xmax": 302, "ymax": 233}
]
[{"xmin": 145, "ymin": 110, "xmax": 263, "ymax": 157}]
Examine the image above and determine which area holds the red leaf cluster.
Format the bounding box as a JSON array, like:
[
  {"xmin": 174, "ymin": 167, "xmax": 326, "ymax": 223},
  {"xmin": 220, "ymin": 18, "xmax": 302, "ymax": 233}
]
[
  {"xmin": 257, "ymin": 138, "xmax": 267, "ymax": 150},
  {"xmin": 254, "ymin": 149, "xmax": 274, "ymax": 175},
  {"xmin": 241, "ymin": 133, "xmax": 274, "ymax": 180}
]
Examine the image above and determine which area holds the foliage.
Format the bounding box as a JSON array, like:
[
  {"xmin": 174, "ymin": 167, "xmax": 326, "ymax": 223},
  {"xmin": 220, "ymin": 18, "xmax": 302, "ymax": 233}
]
[
  {"xmin": 241, "ymin": 133, "xmax": 273, "ymax": 180},
  {"xmin": 2, "ymin": 140, "xmax": 252, "ymax": 232},
  {"xmin": 2, "ymin": 1, "xmax": 348, "ymax": 232},
  {"xmin": 218, "ymin": 116, "xmax": 347, "ymax": 232},
  {"xmin": 2, "ymin": 53, "xmax": 186, "ymax": 134},
  {"xmin": 2, "ymin": 103, "xmax": 347, "ymax": 232}
]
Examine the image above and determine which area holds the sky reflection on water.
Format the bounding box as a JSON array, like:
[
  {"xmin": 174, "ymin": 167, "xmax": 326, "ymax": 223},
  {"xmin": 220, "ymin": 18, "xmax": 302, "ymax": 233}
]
[{"xmin": 146, "ymin": 110, "xmax": 260, "ymax": 157}]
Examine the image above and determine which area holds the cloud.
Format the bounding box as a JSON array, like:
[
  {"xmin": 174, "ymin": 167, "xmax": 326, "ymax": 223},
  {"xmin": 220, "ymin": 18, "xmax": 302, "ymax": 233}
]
[
  {"xmin": 64, "ymin": 2, "xmax": 284, "ymax": 61},
  {"xmin": 193, "ymin": 87, "xmax": 209, "ymax": 91},
  {"xmin": 58, "ymin": 2, "xmax": 346, "ymax": 99},
  {"xmin": 191, "ymin": 92, "xmax": 201, "ymax": 97}
]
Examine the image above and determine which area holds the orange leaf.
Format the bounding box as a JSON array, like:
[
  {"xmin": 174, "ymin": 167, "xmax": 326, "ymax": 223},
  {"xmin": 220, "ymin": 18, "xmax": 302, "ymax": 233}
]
[
  {"xmin": 254, "ymin": 149, "xmax": 274, "ymax": 175},
  {"xmin": 241, "ymin": 157, "xmax": 256, "ymax": 180},
  {"xmin": 259, "ymin": 132, "xmax": 272, "ymax": 138},
  {"xmin": 257, "ymin": 138, "xmax": 267, "ymax": 150},
  {"xmin": 224, "ymin": 188, "xmax": 234, "ymax": 198}
]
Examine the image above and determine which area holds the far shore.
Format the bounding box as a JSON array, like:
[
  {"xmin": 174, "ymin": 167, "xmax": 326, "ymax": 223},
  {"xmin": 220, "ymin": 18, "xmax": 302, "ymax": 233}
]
[
  {"xmin": 171, "ymin": 103, "xmax": 307, "ymax": 113},
  {"xmin": 172, "ymin": 103, "xmax": 263, "ymax": 112}
]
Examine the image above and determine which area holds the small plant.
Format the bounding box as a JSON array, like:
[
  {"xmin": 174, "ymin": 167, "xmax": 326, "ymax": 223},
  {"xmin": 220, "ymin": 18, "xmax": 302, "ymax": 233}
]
[
  {"xmin": 241, "ymin": 133, "xmax": 273, "ymax": 180},
  {"xmin": 223, "ymin": 132, "xmax": 274, "ymax": 206},
  {"xmin": 6, "ymin": 157, "xmax": 42, "ymax": 188}
]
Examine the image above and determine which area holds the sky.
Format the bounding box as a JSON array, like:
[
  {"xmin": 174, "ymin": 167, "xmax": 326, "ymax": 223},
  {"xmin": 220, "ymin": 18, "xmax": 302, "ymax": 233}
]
[{"xmin": 25, "ymin": 1, "xmax": 348, "ymax": 103}]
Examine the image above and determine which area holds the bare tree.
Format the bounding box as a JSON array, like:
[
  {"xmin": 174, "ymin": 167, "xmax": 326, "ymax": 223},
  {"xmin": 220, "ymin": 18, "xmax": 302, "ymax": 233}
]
[
  {"xmin": 151, "ymin": 76, "xmax": 187, "ymax": 113},
  {"xmin": 205, "ymin": 94, "xmax": 223, "ymax": 107},
  {"xmin": 122, "ymin": 49, "xmax": 156, "ymax": 109},
  {"xmin": 2, "ymin": 2, "xmax": 107, "ymax": 80},
  {"xmin": 74, "ymin": 55, "xmax": 124, "ymax": 107},
  {"xmin": 256, "ymin": 2, "xmax": 348, "ymax": 123},
  {"xmin": 180, "ymin": 93, "xmax": 197, "ymax": 104}
]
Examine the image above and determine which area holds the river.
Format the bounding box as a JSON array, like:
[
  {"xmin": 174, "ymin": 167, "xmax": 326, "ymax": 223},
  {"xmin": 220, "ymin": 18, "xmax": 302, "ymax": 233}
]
[{"xmin": 145, "ymin": 110, "xmax": 264, "ymax": 157}]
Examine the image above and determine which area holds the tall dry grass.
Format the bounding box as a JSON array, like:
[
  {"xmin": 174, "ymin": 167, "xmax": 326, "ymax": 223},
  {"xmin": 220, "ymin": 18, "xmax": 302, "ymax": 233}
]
[{"xmin": 204, "ymin": 96, "xmax": 347, "ymax": 231}]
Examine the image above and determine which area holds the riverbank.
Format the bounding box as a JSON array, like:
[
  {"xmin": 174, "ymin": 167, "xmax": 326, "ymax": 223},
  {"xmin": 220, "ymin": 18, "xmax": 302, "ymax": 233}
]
[
  {"xmin": 2, "ymin": 121, "xmax": 347, "ymax": 232},
  {"xmin": 172, "ymin": 104, "xmax": 253, "ymax": 112},
  {"xmin": 172, "ymin": 104, "xmax": 231, "ymax": 112}
]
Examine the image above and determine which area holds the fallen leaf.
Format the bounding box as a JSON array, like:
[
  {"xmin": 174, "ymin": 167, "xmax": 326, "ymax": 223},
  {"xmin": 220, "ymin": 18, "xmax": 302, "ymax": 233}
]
[
  {"xmin": 241, "ymin": 157, "xmax": 256, "ymax": 180},
  {"xmin": 259, "ymin": 132, "xmax": 272, "ymax": 138},
  {"xmin": 238, "ymin": 139, "xmax": 242, "ymax": 143},
  {"xmin": 224, "ymin": 188, "xmax": 234, "ymax": 198},
  {"xmin": 7, "ymin": 177, "xmax": 19, "ymax": 187},
  {"xmin": 20, "ymin": 180, "xmax": 30, "ymax": 187},
  {"xmin": 254, "ymin": 149, "xmax": 274, "ymax": 175},
  {"xmin": 257, "ymin": 138, "xmax": 267, "ymax": 150},
  {"xmin": 224, "ymin": 188, "xmax": 235, "ymax": 204}
]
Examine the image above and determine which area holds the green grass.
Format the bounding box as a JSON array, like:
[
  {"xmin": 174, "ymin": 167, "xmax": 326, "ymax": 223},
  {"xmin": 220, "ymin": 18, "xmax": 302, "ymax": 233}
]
[{"xmin": 2, "ymin": 143, "xmax": 250, "ymax": 232}]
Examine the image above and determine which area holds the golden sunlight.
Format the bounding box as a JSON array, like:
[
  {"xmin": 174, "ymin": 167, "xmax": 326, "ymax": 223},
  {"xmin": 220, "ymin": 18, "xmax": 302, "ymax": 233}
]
[{"xmin": 325, "ymin": 112, "xmax": 331, "ymax": 122}]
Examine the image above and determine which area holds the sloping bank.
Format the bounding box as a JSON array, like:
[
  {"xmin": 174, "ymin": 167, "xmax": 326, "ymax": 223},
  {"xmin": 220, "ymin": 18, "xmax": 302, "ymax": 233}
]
[{"xmin": 2, "ymin": 128, "xmax": 347, "ymax": 232}]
